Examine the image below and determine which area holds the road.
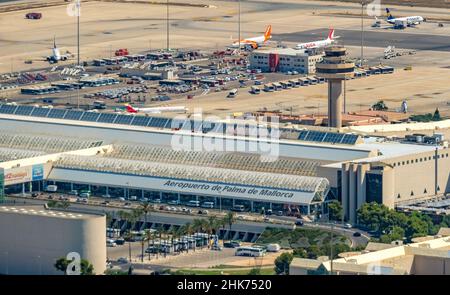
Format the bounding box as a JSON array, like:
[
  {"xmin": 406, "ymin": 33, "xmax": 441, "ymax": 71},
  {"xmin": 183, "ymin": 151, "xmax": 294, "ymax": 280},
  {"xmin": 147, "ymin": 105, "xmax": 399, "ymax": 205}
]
[
  {"xmin": 275, "ymin": 28, "xmax": 450, "ymax": 52},
  {"xmin": 5, "ymin": 194, "xmax": 369, "ymax": 247}
]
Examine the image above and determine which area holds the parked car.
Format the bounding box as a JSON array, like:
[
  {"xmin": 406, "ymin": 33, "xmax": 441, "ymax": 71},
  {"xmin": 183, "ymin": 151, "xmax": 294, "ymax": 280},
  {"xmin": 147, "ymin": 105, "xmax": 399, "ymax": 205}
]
[
  {"xmin": 168, "ymin": 200, "xmax": 180, "ymax": 205},
  {"xmin": 353, "ymin": 232, "xmax": 362, "ymax": 237},
  {"xmin": 295, "ymin": 219, "xmax": 304, "ymax": 226},
  {"xmin": 101, "ymin": 201, "xmax": 110, "ymax": 206},
  {"xmin": 197, "ymin": 210, "xmax": 208, "ymax": 215},
  {"xmin": 31, "ymin": 193, "xmax": 38, "ymax": 198},
  {"xmin": 118, "ymin": 197, "xmax": 126, "ymax": 201},
  {"xmin": 267, "ymin": 244, "xmax": 281, "ymax": 252},
  {"xmin": 107, "ymin": 239, "xmax": 117, "ymax": 247},
  {"xmin": 223, "ymin": 241, "xmax": 241, "ymax": 248},
  {"xmin": 345, "ymin": 223, "xmax": 353, "ymax": 229},
  {"xmin": 68, "ymin": 190, "xmax": 78, "ymax": 195},
  {"xmin": 117, "ymin": 257, "xmax": 128, "ymax": 264},
  {"xmin": 115, "ymin": 238, "xmax": 125, "ymax": 245}
]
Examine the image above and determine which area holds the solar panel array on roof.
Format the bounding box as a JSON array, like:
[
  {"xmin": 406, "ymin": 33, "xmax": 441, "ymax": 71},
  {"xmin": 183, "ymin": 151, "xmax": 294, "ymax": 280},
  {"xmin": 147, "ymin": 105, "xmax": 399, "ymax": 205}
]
[
  {"xmin": 80, "ymin": 112, "xmax": 100, "ymax": 122},
  {"xmin": 297, "ymin": 130, "xmax": 359, "ymax": 145},
  {"xmin": 47, "ymin": 108, "xmax": 67, "ymax": 119},
  {"xmin": 64, "ymin": 110, "xmax": 84, "ymax": 120},
  {"xmin": 115, "ymin": 114, "xmax": 134, "ymax": 125},
  {"xmin": 97, "ymin": 113, "xmax": 118, "ymax": 123},
  {"xmin": 0, "ymin": 104, "xmax": 18, "ymax": 114},
  {"xmin": 149, "ymin": 117, "xmax": 168, "ymax": 128},
  {"xmin": 130, "ymin": 115, "xmax": 151, "ymax": 127},
  {"xmin": 0, "ymin": 104, "xmax": 360, "ymax": 145},
  {"xmin": 31, "ymin": 107, "xmax": 51, "ymax": 117},
  {"xmin": 15, "ymin": 105, "xmax": 34, "ymax": 116}
]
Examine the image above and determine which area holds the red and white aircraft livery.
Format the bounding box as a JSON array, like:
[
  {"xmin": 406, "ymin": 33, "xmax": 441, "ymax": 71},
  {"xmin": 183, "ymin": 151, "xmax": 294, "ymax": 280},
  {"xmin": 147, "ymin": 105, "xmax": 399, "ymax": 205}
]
[
  {"xmin": 231, "ymin": 25, "xmax": 272, "ymax": 49},
  {"xmin": 125, "ymin": 105, "xmax": 187, "ymax": 114},
  {"xmin": 295, "ymin": 29, "xmax": 337, "ymax": 50}
]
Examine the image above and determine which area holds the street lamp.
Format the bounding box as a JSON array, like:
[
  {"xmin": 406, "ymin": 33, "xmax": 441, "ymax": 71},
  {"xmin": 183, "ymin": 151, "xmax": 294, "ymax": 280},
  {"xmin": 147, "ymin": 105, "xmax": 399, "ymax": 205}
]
[
  {"xmin": 360, "ymin": 1, "xmax": 366, "ymax": 67},
  {"xmin": 238, "ymin": 0, "xmax": 241, "ymax": 53}
]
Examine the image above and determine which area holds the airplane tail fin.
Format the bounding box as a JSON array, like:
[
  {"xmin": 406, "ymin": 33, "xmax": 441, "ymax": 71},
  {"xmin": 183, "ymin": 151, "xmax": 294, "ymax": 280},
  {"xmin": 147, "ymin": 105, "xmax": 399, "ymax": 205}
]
[
  {"xmin": 264, "ymin": 25, "xmax": 272, "ymax": 41},
  {"xmin": 327, "ymin": 28, "xmax": 335, "ymax": 40},
  {"xmin": 125, "ymin": 105, "xmax": 137, "ymax": 113},
  {"xmin": 386, "ymin": 8, "xmax": 394, "ymax": 19}
]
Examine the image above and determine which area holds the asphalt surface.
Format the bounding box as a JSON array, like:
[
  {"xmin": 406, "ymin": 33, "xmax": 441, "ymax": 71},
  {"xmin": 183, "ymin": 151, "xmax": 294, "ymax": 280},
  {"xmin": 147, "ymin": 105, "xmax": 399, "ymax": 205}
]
[
  {"xmin": 6, "ymin": 195, "xmax": 369, "ymax": 247},
  {"xmin": 275, "ymin": 28, "xmax": 450, "ymax": 52}
]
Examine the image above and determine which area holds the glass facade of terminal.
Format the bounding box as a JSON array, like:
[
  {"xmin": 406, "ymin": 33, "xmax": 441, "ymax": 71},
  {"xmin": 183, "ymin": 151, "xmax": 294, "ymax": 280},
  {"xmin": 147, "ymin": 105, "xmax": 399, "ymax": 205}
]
[{"xmin": 4, "ymin": 180, "xmax": 312, "ymax": 216}]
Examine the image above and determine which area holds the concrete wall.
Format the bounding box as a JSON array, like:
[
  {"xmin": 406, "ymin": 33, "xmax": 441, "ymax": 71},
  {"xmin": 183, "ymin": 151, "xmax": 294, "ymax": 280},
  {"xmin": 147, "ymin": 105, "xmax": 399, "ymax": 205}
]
[
  {"xmin": 0, "ymin": 210, "xmax": 106, "ymax": 275},
  {"xmin": 412, "ymin": 256, "xmax": 450, "ymax": 275},
  {"xmin": 340, "ymin": 147, "xmax": 450, "ymax": 221}
]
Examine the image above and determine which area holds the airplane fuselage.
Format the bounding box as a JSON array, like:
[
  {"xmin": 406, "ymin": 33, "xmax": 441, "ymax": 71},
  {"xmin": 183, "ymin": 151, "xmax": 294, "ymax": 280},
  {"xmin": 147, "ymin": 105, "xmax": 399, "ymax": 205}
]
[
  {"xmin": 387, "ymin": 16, "xmax": 424, "ymax": 25},
  {"xmin": 296, "ymin": 39, "xmax": 333, "ymax": 50}
]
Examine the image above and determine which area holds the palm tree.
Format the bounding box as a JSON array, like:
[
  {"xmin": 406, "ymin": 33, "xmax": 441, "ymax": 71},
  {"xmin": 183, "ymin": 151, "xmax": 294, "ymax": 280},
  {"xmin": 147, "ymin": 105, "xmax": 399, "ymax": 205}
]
[
  {"xmin": 184, "ymin": 222, "xmax": 193, "ymax": 252},
  {"xmin": 144, "ymin": 229, "xmax": 153, "ymax": 261},
  {"xmin": 223, "ymin": 212, "xmax": 236, "ymax": 242},
  {"xmin": 138, "ymin": 202, "xmax": 152, "ymax": 227},
  {"xmin": 123, "ymin": 212, "xmax": 137, "ymax": 263},
  {"xmin": 192, "ymin": 218, "xmax": 204, "ymax": 249},
  {"xmin": 176, "ymin": 225, "xmax": 187, "ymax": 253}
]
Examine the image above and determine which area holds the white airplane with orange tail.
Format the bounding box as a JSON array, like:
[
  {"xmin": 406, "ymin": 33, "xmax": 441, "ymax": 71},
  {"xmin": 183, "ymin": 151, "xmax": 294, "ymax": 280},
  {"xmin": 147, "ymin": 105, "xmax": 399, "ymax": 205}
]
[
  {"xmin": 125, "ymin": 105, "xmax": 188, "ymax": 114},
  {"xmin": 230, "ymin": 25, "xmax": 272, "ymax": 49},
  {"xmin": 295, "ymin": 28, "xmax": 337, "ymax": 50}
]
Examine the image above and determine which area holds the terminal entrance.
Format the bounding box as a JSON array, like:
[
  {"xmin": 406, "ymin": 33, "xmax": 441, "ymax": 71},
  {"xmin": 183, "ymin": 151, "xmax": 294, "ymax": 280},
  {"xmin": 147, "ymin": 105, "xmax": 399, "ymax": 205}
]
[{"xmin": 4, "ymin": 180, "xmax": 315, "ymax": 216}]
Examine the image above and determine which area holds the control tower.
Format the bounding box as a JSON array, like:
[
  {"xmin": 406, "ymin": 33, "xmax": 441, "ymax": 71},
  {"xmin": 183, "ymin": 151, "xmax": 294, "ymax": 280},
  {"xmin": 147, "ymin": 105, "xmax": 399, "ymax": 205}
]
[{"xmin": 316, "ymin": 46, "xmax": 355, "ymax": 128}]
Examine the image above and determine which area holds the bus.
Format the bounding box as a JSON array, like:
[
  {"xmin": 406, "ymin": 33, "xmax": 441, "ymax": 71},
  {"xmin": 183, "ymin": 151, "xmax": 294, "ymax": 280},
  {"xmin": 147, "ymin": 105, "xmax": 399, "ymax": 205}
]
[
  {"xmin": 250, "ymin": 86, "xmax": 260, "ymax": 94},
  {"xmin": 235, "ymin": 246, "xmax": 266, "ymax": 257},
  {"xmin": 187, "ymin": 200, "xmax": 200, "ymax": 207},
  {"xmin": 263, "ymin": 84, "xmax": 275, "ymax": 92},
  {"xmin": 227, "ymin": 89, "xmax": 238, "ymax": 98},
  {"xmin": 201, "ymin": 201, "xmax": 214, "ymax": 209}
]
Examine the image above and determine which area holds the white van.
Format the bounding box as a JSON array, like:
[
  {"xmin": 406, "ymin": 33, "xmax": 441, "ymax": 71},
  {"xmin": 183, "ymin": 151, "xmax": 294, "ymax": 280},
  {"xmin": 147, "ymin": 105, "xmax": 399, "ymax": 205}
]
[{"xmin": 266, "ymin": 243, "xmax": 281, "ymax": 252}]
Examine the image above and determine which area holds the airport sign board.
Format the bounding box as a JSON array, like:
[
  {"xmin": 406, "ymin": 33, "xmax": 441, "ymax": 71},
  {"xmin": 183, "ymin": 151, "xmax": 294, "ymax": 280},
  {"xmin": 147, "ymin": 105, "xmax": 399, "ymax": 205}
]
[{"xmin": 32, "ymin": 164, "xmax": 44, "ymax": 181}]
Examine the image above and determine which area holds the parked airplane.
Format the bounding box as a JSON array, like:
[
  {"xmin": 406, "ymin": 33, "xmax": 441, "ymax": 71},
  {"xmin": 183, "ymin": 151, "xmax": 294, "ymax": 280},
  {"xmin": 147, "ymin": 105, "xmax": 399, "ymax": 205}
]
[
  {"xmin": 125, "ymin": 105, "xmax": 188, "ymax": 114},
  {"xmin": 46, "ymin": 37, "xmax": 73, "ymax": 64},
  {"xmin": 385, "ymin": 8, "xmax": 424, "ymax": 26},
  {"xmin": 230, "ymin": 25, "xmax": 272, "ymax": 49},
  {"xmin": 295, "ymin": 28, "xmax": 337, "ymax": 50}
]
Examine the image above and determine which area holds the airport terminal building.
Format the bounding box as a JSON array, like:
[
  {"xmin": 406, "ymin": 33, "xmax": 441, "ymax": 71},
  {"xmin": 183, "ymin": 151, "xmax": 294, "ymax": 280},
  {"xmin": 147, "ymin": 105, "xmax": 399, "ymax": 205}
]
[{"xmin": 0, "ymin": 104, "xmax": 449, "ymax": 222}]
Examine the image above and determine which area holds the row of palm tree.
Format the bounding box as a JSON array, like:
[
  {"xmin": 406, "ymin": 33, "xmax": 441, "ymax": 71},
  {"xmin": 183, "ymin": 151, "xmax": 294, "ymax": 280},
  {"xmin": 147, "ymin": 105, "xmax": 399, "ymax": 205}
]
[{"xmin": 107, "ymin": 202, "xmax": 238, "ymax": 262}]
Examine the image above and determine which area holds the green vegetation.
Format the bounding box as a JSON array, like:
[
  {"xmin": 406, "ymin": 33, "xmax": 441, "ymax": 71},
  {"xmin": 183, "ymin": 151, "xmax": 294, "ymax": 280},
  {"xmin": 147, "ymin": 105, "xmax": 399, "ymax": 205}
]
[
  {"xmin": 104, "ymin": 269, "xmax": 129, "ymax": 275},
  {"xmin": 410, "ymin": 108, "xmax": 442, "ymax": 122},
  {"xmin": 257, "ymin": 227, "xmax": 351, "ymax": 260},
  {"xmin": 274, "ymin": 253, "xmax": 293, "ymax": 275},
  {"xmin": 54, "ymin": 257, "xmax": 94, "ymax": 275},
  {"xmin": 328, "ymin": 200, "xmax": 343, "ymax": 222},
  {"xmin": 47, "ymin": 200, "xmax": 70, "ymax": 209},
  {"xmin": 357, "ymin": 202, "xmax": 440, "ymax": 243}
]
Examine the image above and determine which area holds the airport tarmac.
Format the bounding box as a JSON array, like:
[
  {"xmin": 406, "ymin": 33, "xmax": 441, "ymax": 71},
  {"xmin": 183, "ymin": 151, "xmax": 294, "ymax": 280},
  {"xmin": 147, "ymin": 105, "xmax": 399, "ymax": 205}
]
[
  {"xmin": 0, "ymin": 0, "xmax": 449, "ymax": 119},
  {"xmin": 276, "ymin": 29, "xmax": 450, "ymax": 52},
  {"xmin": 1, "ymin": 0, "xmax": 450, "ymax": 73}
]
